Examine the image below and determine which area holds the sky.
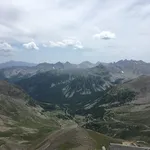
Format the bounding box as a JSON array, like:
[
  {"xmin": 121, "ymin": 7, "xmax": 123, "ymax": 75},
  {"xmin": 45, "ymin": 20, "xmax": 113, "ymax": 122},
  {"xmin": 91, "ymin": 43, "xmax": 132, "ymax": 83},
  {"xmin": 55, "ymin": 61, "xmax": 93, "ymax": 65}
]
[{"xmin": 0, "ymin": 0, "xmax": 150, "ymax": 63}]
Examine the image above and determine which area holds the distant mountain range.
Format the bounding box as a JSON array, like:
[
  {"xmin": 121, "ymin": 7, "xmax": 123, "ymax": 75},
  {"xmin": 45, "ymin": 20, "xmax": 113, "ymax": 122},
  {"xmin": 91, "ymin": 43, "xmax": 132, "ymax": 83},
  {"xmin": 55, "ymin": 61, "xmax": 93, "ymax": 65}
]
[
  {"xmin": 5, "ymin": 59, "xmax": 150, "ymax": 105},
  {"xmin": 1, "ymin": 59, "xmax": 150, "ymax": 100},
  {"xmin": 0, "ymin": 60, "xmax": 96, "ymax": 69},
  {"xmin": 1, "ymin": 59, "xmax": 150, "ymax": 79},
  {"xmin": 0, "ymin": 60, "xmax": 36, "ymax": 69}
]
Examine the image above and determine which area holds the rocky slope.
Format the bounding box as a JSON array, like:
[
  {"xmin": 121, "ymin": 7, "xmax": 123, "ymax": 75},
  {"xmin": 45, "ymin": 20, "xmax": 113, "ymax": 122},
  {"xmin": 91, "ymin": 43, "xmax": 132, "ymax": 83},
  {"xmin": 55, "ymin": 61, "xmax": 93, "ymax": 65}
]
[
  {"xmin": 105, "ymin": 60, "xmax": 150, "ymax": 80},
  {"xmin": 15, "ymin": 64, "xmax": 113, "ymax": 104}
]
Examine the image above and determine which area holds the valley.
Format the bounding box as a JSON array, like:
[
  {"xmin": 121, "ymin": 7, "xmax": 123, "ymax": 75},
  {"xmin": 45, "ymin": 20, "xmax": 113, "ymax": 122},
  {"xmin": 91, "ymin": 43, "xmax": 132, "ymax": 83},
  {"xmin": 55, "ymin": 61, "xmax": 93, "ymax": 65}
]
[
  {"xmin": 0, "ymin": 80, "xmax": 122, "ymax": 150},
  {"xmin": 0, "ymin": 60, "xmax": 150, "ymax": 149}
]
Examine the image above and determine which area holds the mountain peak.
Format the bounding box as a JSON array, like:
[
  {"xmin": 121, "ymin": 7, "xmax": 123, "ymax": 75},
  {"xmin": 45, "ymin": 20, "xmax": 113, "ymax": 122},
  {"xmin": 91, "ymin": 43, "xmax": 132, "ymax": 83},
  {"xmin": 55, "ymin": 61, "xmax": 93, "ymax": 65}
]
[
  {"xmin": 80, "ymin": 61, "xmax": 93, "ymax": 65},
  {"xmin": 78, "ymin": 61, "xmax": 94, "ymax": 68},
  {"xmin": 64, "ymin": 61, "xmax": 71, "ymax": 64},
  {"xmin": 55, "ymin": 61, "xmax": 63, "ymax": 65},
  {"xmin": 116, "ymin": 59, "xmax": 146, "ymax": 64}
]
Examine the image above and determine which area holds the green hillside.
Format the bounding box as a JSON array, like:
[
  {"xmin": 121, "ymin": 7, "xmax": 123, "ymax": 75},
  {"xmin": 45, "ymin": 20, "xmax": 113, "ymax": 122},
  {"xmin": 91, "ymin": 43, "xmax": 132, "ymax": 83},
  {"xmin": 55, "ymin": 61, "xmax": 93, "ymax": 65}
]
[{"xmin": 0, "ymin": 81, "xmax": 59, "ymax": 149}]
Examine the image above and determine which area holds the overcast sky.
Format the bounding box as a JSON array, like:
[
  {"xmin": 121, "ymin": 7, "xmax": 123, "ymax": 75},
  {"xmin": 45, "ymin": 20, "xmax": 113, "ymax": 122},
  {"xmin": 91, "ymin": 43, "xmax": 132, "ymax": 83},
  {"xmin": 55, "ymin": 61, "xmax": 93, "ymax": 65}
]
[{"xmin": 0, "ymin": 0, "xmax": 150, "ymax": 63}]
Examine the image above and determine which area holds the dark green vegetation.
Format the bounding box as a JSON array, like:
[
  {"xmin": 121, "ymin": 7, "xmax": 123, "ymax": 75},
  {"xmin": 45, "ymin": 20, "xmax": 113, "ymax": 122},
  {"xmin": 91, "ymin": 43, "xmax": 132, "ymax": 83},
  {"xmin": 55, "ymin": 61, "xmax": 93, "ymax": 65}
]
[
  {"xmin": 15, "ymin": 64, "xmax": 112, "ymax": 105},
  {"xmin": 16, "ymin": 71, "xmax": 70, "ymax": 103}
]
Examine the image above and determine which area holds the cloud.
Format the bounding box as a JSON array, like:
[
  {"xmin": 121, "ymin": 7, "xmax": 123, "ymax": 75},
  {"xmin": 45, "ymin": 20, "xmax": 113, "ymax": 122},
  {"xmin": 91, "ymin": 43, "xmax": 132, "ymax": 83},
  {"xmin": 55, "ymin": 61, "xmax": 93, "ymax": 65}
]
[
  {"xmin": 74, "ymin": 41, "xmax": 83, "ymax": 49},
  {"xmin": 93, "ymin": 31, "xmax": 116, "ymax": 40},
  {"xmin": 23, "ymin": 41, "xmax": 39, "ymax": 50},
  {"xmin": 0, "ymin": 0, "xmax": 150, "ymax": 62},
  {"xmin": 44, "ymin": 38, "xmax": 83, "ymax": 49},
  {"xmin": 0, "ymin": 42, "xmax": 13, "ymax": 56},
  {"xmin": 0, "ymin": 42, "xmax": 12, "ymax": 52},
  {"xmin": 49, "ymin": 41, "xmax": 66, "ymax": 48}
]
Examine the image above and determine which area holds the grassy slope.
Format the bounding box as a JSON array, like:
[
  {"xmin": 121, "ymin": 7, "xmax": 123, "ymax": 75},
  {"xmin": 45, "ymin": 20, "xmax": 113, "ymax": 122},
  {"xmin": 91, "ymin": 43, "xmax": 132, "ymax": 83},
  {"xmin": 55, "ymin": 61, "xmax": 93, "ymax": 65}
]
[{"xmin": 0, "ymin": 81, "xmax": 60, "ymax": 150}]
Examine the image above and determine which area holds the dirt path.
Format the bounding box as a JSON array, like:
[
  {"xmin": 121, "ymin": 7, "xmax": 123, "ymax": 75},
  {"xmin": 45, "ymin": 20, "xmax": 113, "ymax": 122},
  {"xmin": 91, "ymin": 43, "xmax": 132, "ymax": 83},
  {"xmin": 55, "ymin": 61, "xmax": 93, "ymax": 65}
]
[{"xmin": 29, "ymin": 124, "xmax": 95, "ymax": 150}]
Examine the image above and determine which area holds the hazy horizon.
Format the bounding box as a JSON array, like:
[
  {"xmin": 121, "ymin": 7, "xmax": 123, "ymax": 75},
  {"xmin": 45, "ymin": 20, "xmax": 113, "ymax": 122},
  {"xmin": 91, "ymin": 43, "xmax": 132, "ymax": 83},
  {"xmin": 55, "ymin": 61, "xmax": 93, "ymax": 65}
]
[{"xmin": 0, "ymin": 59, "xmax": 149, "ymax": 65}]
